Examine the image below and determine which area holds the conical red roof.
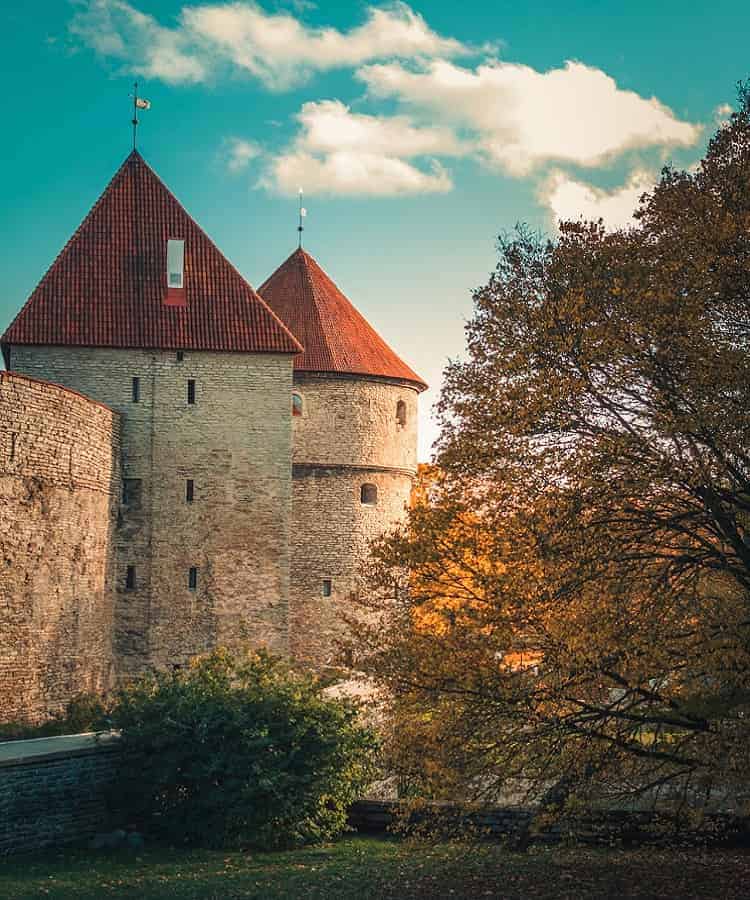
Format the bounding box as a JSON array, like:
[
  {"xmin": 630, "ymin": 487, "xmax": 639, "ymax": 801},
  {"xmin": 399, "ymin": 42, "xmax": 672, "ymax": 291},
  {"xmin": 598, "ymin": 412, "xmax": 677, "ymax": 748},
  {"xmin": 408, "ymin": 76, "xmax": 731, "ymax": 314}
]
[
  {"xmin": 1, "ymin": 151, "xmax": 302, "ymax": 362},
  {"xmin": 258, "ymin": 248, "xmax": 426, "ymax": 390}
]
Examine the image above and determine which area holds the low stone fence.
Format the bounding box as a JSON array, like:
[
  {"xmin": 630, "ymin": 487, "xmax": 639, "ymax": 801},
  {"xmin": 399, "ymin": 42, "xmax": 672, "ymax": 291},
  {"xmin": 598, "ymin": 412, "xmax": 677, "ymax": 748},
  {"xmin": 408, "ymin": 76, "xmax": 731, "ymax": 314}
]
[
  {"xmin": 349, "ymin": 799, "xmax": 750, "ymax": 847},
  {"xmin": 2, "ymin": 732, "xmax": 748, "ymax": 855},
  {"xmin": 0, "ymin": 732, "xmax": 120, "ymax": 855}
]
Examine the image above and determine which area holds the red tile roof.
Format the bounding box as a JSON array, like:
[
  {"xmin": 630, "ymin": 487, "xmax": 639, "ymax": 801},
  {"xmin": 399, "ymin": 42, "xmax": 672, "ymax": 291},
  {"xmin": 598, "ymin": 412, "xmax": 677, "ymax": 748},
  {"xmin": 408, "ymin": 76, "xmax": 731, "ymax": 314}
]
[
  {"xmin": 258, "ymin": 248, "xmax": 427, "ymax": 391},
  {"xmin": 1, "ymin": 151, "xmax": 302, "ymax": 363}
]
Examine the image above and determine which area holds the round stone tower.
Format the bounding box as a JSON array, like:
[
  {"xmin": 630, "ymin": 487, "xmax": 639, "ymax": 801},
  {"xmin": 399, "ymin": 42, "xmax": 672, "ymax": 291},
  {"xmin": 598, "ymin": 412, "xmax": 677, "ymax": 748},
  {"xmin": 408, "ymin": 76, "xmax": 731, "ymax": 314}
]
[{"xmin": 259, "ymin": 249, "xmax": 427, "ymax": 667}]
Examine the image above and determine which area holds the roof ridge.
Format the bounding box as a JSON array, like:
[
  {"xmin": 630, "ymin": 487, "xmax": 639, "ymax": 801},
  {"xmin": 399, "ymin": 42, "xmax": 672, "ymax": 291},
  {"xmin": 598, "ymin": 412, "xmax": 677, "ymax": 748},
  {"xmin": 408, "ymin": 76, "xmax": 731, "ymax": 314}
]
[
  {"xmin": 297, "ymin": 249, "xmax": 335, "ymax": 370},
  {"xmin": 0, "ymin": 152, "xmax": 136, "ymax": 349}
]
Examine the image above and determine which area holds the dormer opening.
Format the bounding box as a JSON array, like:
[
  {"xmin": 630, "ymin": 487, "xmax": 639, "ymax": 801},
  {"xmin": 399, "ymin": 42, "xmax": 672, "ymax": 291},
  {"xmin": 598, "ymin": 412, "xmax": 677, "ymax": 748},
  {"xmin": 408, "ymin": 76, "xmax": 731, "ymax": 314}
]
[{"xmin": 167, "ymin": 239, "xmax": 185, "ymax": 289}]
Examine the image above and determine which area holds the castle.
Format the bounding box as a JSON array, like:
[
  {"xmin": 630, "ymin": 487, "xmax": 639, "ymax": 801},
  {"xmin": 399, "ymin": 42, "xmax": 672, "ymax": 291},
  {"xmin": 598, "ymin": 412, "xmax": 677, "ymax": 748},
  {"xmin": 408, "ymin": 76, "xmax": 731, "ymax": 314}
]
[{"xmin": 0, "ymin": 151, "xmax": 426, "ymax": 723}]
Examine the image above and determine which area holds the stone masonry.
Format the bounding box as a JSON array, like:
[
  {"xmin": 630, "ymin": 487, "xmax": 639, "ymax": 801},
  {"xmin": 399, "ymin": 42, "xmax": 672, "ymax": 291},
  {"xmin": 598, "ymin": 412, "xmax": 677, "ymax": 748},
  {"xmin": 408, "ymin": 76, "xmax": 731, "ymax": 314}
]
[
  {"xmin": 0, "ymin": 372, "xmax": 121, "ymax": 722},
  {"xmin": 290, "ymin": 374, "xmax": 419, "ymax": 666},
  {"xmin": 0, "ymin": 733, "xmax": 120, "ymax": 854},
  {"xmin": 0, "ymin": 152, "xmax": 425, "ymax": 721},
  {"xmin": 10, "ymin": 346, "xmax": 294, "ymax": 678}
]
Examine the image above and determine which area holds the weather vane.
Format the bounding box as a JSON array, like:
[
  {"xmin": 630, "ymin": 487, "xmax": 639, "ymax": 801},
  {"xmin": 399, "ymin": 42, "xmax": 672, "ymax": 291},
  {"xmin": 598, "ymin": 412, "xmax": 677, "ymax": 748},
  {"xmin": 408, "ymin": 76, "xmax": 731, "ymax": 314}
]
[
  {"xmin": 130, "ymin": 81, "xmax": 151, "ymax": 151},
  {"xmin": 298, "ymin": 188, "xmax": 307, "ymax": 248}
]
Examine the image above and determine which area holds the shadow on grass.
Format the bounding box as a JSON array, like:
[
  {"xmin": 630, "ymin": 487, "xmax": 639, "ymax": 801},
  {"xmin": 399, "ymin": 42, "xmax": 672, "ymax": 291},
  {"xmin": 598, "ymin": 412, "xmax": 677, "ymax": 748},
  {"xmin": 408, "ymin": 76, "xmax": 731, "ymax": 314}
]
[{"xmin": 2, "ymin": 835, "xmax": 750, "ymax": 900}]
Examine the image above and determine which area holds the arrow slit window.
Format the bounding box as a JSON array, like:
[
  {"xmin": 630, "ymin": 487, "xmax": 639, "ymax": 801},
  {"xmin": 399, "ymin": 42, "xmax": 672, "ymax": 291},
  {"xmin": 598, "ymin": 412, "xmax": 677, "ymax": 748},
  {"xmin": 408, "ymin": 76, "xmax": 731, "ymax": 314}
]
[{"xmin": 167, "ymin": 239, "xmax": 185, "ymax": 289}]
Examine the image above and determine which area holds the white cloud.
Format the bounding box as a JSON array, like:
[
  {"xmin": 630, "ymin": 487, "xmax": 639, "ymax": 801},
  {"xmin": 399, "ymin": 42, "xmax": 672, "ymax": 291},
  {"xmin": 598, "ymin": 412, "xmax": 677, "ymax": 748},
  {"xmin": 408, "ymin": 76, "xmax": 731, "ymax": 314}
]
[
  {"xmin": 263, "ymin": 100, "xmax": 457, "ymax": 195},
  {"xmin": 70, "ymin": 0, "xmax": 208, "ymax": 84},
  {"xmin": 541, "ymin": 169, "xmax": 656, "ymax": 229},
  {"xmin": 185, "ymin": 1, "xmax": 468, "ymax": 89},
  {"xmin": 293, "ymin": 99, "xmax": 464, "ymax": 157},
  {"xmin": 265, "ymin": 150, "xmax": 452, "ymax": 196},
  {"xmin": 69, "ymin": 0, "xmax": 469, "ymax": 89},
  {"xmin": 359, "ymin": 59, "xmax": 702, "ymax": 175},
  {"xmin": 224, "ymin": 137, "xmax": 262, "ymax": 172}
]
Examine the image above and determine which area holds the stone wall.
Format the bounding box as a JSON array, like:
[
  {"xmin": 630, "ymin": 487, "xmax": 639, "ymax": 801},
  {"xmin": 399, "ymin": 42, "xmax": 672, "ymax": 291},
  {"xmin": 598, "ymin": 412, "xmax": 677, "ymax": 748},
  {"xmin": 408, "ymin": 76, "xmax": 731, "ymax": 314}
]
[
  {"xmin": 349, "ymin": 799, "xmax": 750, "ymax": 846},
  {"xmin": 0, "ymin": 372, "xmax": 120, "ymax": 723},
  {"xmin": 10, "ymin": 346, "xmax": 295, "ymax": 677},
  {"xmin": 292, "ymin": 374, "xmax": 419, "ymax": 471},
  {"xmin": 0, "ymin": 733, "xmax": 120, "ymax": 854},
  {"xmin": 290, "ymin": 374, "xmax": 419, "ymax": 667}
]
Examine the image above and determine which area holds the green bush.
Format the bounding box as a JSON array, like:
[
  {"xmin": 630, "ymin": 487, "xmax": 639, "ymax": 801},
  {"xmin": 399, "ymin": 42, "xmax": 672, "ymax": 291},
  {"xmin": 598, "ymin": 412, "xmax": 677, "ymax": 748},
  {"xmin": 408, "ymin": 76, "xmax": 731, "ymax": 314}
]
[
  {"xmin": 109, "ymin": 648, "xmax": 378, "ymax": 849},
  {"xmin": 0, "ymin": 694, "xmax": 109, "ymax": 742}
]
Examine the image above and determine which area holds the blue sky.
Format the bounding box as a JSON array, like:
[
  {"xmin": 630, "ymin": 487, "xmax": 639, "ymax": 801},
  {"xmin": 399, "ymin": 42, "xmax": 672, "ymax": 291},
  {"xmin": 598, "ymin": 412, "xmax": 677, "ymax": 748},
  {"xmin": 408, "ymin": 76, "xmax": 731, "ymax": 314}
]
[{"xmin": 0, "ymin": 1, "xmax": 746, "ymax": 458}]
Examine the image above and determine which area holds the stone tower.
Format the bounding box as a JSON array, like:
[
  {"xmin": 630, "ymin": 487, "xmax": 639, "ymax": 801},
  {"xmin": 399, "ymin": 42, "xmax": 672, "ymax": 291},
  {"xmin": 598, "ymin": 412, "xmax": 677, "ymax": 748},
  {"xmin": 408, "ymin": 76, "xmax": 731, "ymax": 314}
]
[
  {"xmin": 259, "ymin": 249, "xmax": 427, "ymax": 667},
  {"xmin": 1, "ymin": 151, "xmax": 302, "ymax": 679}
]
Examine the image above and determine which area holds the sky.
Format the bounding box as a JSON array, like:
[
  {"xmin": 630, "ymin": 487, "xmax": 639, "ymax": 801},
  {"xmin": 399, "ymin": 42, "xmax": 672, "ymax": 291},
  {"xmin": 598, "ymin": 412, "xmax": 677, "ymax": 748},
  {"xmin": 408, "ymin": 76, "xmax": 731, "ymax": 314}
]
[{"xmin": 0, "ymin": 2, "xmax": 746, "ymax": 459}]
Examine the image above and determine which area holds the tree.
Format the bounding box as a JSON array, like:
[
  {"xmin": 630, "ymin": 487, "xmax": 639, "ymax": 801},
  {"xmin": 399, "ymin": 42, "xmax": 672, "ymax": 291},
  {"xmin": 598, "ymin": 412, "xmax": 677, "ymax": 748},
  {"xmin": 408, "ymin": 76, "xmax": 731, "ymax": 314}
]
[
  {"xmin": 109, "ymin": 648, "xmax": 377, "ymax": 848},
  {"xmin": 352, "ymin": 86, "xmax": 750, "ymax": 824}
]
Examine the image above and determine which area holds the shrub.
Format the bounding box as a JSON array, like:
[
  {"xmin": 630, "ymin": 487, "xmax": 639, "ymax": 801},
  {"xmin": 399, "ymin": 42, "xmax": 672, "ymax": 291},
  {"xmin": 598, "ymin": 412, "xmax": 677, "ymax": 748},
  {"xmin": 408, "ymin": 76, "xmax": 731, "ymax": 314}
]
[
  {"xmin": 109, "ymin": 648, "xmax": 378, "ymax": 849},
  {"xmin": 0, "ymin": 694, "xmax": 109, "ymax": 742}
]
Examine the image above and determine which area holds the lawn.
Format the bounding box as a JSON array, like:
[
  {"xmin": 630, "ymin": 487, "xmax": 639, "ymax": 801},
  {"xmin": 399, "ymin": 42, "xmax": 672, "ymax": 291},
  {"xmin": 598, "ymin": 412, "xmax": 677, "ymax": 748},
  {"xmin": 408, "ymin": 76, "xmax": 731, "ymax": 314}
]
[{"xmin": 1, "ymin": 836, "xmax": 749, "ymax": 899}]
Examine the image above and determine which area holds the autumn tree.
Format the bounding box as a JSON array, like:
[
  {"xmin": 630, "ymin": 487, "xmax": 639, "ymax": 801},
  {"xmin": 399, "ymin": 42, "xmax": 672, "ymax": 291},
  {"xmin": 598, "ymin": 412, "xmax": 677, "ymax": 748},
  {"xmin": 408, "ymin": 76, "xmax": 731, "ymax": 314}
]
[{"xmin": 352, "ymin": 86, "xmax": 750, "ymax": 824}]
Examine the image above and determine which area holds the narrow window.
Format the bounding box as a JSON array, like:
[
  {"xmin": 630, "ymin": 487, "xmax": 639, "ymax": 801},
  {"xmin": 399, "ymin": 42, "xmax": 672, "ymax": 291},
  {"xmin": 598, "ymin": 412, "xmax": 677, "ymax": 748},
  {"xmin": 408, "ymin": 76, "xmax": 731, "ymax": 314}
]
[
  {"xmin": 396, "ymin": 400, "xmax": 407, "ymax": 427},
  {"xmin": 188, "ymin": 567, "xmax": 198, "ymax": 590},
  {"xmin": 10, "ymin": 433, "xmax": 17, "ymax": 462},
  {"xmin": 361, "ymin": 483, "xmax": 378, "ymax": 505},
  {"xmin": 176, "ymin": 350, "xmax": 184, "ymax": 362},
  {"xmin": 187, "ymin": 379, "xmax": 196, "ymax": 405},
  {"xmin": 125, "ymin": 566, "xmax": 136, "ymax": 591},
  {"xmin": 292, "ymin": 392, "xmax": 303, "ymax": 417},
  {"xmin": 132, "ymin": 376, "xmax": 140, "ymax": 403},
  {"xmin": 322, "ymin": 579, "xmax": 332, "ymax": 597},
  {"xmin": 167, "ymin": 239, "xmax": 185, "ymax": 288},
  {"xmin": 186, "ymin": 479, "xmax": 194, "ymax": 502},
  {"xmin": 122, "ymin": 478, "xmax": 142, "ymax": 509}
]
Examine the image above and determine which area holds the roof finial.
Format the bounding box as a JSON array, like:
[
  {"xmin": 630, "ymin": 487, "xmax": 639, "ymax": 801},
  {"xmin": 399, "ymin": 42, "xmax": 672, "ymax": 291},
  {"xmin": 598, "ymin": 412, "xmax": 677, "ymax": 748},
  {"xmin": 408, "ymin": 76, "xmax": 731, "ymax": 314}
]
[
  {"xmin": 297, "ymin": 187, "xmax": 307, "ymax": 249},
  {"xmin": 130, "ymin": 81, "xmax": 151, "ymax": 151}
]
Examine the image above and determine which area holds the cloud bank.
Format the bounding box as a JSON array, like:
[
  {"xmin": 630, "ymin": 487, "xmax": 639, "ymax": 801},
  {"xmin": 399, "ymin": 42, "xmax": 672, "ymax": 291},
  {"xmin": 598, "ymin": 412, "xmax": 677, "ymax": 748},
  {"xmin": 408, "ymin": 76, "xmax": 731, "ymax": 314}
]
[
  {"xmin": 70, "ymin": 0, "xmax": 470, "ymax": 89},
  {"xmin": 359, "ymin": 59, "xmax": 701, "ymax": 176},
  {"xmin": 69, "ymin": 1, "xmax": 703, "ymax": 210}
]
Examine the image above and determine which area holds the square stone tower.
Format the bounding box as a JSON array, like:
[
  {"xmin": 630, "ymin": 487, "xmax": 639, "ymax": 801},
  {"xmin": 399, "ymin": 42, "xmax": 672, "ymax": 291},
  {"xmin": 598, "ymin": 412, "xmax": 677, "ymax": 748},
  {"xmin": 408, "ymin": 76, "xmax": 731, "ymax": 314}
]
[{"xmin": 1, "ymin": 151, "xmax": 302, "ymax": 678}]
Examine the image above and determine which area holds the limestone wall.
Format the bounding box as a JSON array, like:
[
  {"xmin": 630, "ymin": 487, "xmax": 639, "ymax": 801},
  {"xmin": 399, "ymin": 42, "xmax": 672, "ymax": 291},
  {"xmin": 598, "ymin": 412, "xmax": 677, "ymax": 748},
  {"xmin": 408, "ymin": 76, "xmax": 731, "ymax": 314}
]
[
  {"xmin": 0, "ymin": 372, "xmax": 120, "ymax": 723},
  {"xmin": 290, "ymin": 375, "xmax": 419, "ymax": 668},
  {"xmin": 290, "ymin": 466, "xmax": 413, "ymax": 666},
  {"xmin": 291, "ymin": 374, "xmax": 419, "ymax": 472},
  {"xmin": 10, "ymin": 346, "xmax": 295, "ymax": 676}
]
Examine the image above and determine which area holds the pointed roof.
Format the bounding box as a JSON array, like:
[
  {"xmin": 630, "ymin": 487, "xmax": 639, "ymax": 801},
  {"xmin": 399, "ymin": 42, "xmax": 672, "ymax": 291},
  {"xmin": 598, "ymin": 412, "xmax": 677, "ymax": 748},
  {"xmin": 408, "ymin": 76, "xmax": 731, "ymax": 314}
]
[
  {"xmin": 258, "ymin": 248, "xmax": 427, "ymax": 390},
  {"xmin": 1, "ymin": 151, "xmax": 302, "ymax": 364}
]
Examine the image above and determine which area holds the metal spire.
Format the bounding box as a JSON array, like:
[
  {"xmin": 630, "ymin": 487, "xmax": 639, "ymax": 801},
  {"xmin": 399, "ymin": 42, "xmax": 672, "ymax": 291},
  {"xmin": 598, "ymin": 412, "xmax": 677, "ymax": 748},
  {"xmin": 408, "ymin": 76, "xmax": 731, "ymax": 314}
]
[
  {"xmin": 131, "ymin": 82, "xmax": 139, "ymax": 150},
  {"xmin": 130, "ymin": 82, "xmax": 151, "ymax": 151},
  {"xmin": 297, "ymin": 188, "xmax": 307, "ymax": 248}
]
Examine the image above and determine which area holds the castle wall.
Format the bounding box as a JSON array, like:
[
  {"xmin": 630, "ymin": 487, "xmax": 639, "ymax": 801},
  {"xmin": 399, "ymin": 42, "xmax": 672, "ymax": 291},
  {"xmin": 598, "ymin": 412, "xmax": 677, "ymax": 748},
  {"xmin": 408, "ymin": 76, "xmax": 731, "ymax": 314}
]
[
  {"xmin": 10, "ymin": 346, "xmax": 294, "ymax": 677},
  {"xmin": 290, "ymin": 374, "xmax": 419, "ymax": 667},
  {"xmin": 0, "ymin": 372, "xmax": 120, "ymax": 723},
  {"xmin": 291, "ymin": 374, "xmax": 418, "ymax": 472},
  {"xmin": 290, "ymin": 467, "xmax": 413, "ymax": 665}
]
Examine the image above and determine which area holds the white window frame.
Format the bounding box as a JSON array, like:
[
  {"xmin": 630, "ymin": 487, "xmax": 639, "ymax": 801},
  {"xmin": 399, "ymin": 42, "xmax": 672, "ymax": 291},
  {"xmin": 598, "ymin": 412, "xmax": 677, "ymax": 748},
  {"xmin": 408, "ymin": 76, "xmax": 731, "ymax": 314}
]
[{"xmin": 167, "ymin": 239, "xmax": 185, "ymax": 289}]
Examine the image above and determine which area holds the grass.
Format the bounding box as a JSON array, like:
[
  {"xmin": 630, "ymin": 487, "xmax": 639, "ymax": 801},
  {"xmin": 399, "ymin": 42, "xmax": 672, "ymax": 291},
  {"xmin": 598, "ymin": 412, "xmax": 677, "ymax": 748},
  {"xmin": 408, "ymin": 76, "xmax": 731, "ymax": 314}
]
[{"xmin": 1, "ymin": 835, "xmax": 749, "ymax": 899}]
